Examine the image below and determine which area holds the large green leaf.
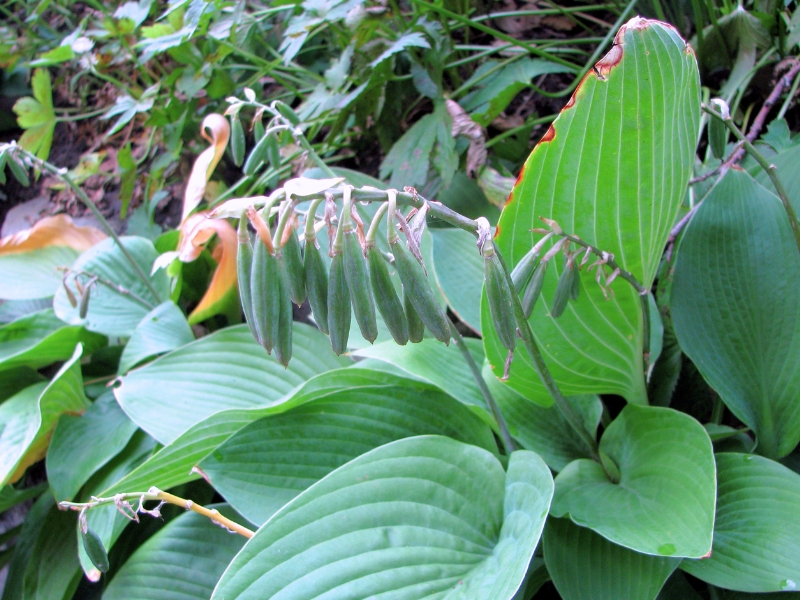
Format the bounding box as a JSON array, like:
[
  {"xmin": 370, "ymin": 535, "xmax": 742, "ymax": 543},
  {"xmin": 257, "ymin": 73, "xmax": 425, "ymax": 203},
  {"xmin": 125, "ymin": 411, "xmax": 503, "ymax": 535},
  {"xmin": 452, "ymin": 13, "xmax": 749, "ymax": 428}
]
[
  {"xmin": 754, "ymin": 142, "xmax": 800, "ymax": 213},
  {"xmin": 46, "ymin": 391, "xmax": 138, "ymax": 502},
  {"xmin": 53, "ymin": 236, "xmax": 170, "ymax": 337},
  {"xmin": 545, "ymin": 517, "xmax": 680, "ymax": 600},
  {"xmin": 103, "ymin": 505, "xmax": 247, "ymax": 600},
  {"xmin": 0, "ymin": 309, "xmax": 103, "ymax": 372},
  {"xmin": 200, "ymin": 374, "xmax": 497, "ymax": 525},
  {"xmin": 117, "ymin": 301, "xmax": 194, "ymax": 374},
  {"xmin": 0, "ymin": 246, "xmax": 79, "ymax": 300},
  {"xmin": 1, "ymin": 493, "xmax": 54, "ymax": 600},
  {"xmin": 484, "ymin": 18, "xmax": 700, "ymax": 405},
  {"xmin": 0, "ymin": 345, "xmax": 88, "ymax": 487},
  {"xmin": 672, "ymin": 169, "xmax": 800, "ymax": 459},
  {"xmin": 485, "ymin": 364, "xmax": 601, "ymax": 471},
  {"xmin": 213, "ymin": 437, "xmax": 553, "ymax": 599},
  {"xmin": 115, "ymin": 323, "xmax": 349, "ymax": 444},
  {"xmin": 430, "ymin": 228, "xmax": 484, "ymax": 333},
  {"xmin": 551, "ymin": 404, "xmax": 715, "ymax": 558},
  {"xmin": 681, "ymin": 453, "xmax": 800, "ymax": 592}
]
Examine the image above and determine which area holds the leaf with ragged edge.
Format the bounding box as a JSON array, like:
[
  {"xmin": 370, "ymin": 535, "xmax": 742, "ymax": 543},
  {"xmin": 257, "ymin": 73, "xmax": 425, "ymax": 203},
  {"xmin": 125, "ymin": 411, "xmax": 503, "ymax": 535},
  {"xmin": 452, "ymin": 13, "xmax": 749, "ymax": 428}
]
[
  {"xmin": 13, "ymin": 69, "xmax": 55, "ymax": 160},
  {"xmin": 672, "ymin": 169, "xmax": 800, "ymax": 459},
  {"xmin": 430, "ymin": 227, "xmax": 484, "ymax": 334},
  {"xmin": 0, "ymin": 215, "xmax": 106, "ymax": 300},
  {"xmin": 53, "ymin": 236, "xmax": 170, "ymax": 338},
  {"xmin": 0, "ymin": 309, "xmax": 104, "ymax": 372},
  {"xmin": 551, "ymin": 404, "xmax": 715, "ymax": 558},
  {"xmin": 115, "ymin": 323, "xmax": 349, "ymax": 444},
  {"xmin": 118, "ymin": 301, "xmax": 193, "ymax": 374},
  {"xmin": 483, "ymin": 18, "xmax": 700, "ymax": 405},
  {"xmin": 46, "ymin": 392, "xmax": 137, "ymax": 502},
  {"xmin": 212, "ymin": 437, "xmax": 553, "ymax": 600},
  {"xmin": 0, "ymin": 345, "xmax": 88, "ymax": 487},
  {"xmin": 103, "ymin": 505, "xmax": 246, "ymax": 600},
  {"xmin": 681, "ymin": 453, "xmax": 800, "ymax": 593},
  {"xmin": 485, "ymin": 363, "xmax": 601, "ymax": 471},
  {"xmin": 200, "ymin": 373, "xmax": 497, "ymax": 525},
  {"xmin": 545, "ymin": 517, "xmax": 680, "ymax": 600}
]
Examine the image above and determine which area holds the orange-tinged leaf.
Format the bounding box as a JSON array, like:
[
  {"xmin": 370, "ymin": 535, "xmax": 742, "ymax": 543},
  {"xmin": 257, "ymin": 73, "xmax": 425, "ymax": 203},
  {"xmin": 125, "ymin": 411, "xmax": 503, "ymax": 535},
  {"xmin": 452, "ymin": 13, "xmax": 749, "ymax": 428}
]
[
  {"xmin": 0, "ymin": 214, "xmax": 106, "ymax": 256},
  {"xmin": 176, "ymin": 212, "xmax": 238, "ymax": 324},
  {"xmin": 182, "ymin": 114, "xmax": 230, "ymax": 223}
]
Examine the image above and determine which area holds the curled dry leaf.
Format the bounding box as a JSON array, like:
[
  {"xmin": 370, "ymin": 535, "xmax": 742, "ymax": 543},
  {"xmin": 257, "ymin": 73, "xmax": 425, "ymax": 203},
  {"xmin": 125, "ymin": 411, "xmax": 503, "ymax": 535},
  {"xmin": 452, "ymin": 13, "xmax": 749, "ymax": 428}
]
[
  {"xmin": 445, "ymin": 99, "xmax": 487, "ymax": 176},
  {"xmin": 283, "ymin": 177, "xmax": 345, "ymax": 198},
  {"xmin": 0, "ymin": 214, "xmax": 106, "ymax": 255},
  {"xmin": 182, "ymin": 114, "xmax": 230, "ymax": 223}
]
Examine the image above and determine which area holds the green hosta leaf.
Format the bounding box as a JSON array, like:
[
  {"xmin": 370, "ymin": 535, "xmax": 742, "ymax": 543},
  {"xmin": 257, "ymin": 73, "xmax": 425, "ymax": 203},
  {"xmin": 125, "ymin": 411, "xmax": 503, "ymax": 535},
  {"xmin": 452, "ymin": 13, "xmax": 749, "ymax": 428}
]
[
  {"xmin": 117, "ymin": 301, "xmax": 194, "ymax": 374},
  {"xmin": 115, "ymin": 323, "xmax": 348, "ymax": 444},
  {"xmin": 0, "ymin": 309, "xmax": 103, "ymax": 371},
  {"xmin": 46, "ymin": 392, "xmax": 137, "ymax": 502},
  {"xmin": 484, "ymin": 18, "xmax": 700, "ymax": 405},
  {"xmin": 681, "ymin": 453, "xmax": 800, "ymax": 593},
  {"xmin": 545, "ymin": 517, "xmax": 680, "ymax": 600},
  {"xmin": 485, "ymin": 364, "xmax": 601, "ymax": 471},
  {"xmin": 0, "ymin": 298, "xmax": 52, "ymax": 324},
  {"xmin": 0, "ymin": 345, "xmax": 88, "ymax": 487},
  {"xmin": 430, "ymin": 228, "xmax": 484, "ymax": 334},
  {"xmin": 213, "ymin": 437, "xmax": 553, "ymax": 600},
  {"xmin": 200, "ymin": 373, "xmax": 497, "ymax": 525},
  {"xmin": 1, "ymin": 494, "xmax": 53, "ymax": 600},
  {"xmin": 53, "ymin": 236, "xmax": 170, "ymax": 338},
  {"xmin": 379, "ymin": 105, "xmax": 442, "ymax": 189},
  {"xmin": 0, "ymin": 246, "xmax": 80, "ymax": 300},
  {"xmin": 0, "ymin": 482, "xmax": 47, "ymax": 513},
  {"xmin": 353, "ymin": 339, "xmax": 489, "ymax": 417},
  {"xmin": 672, "ymin": 169, "xmax": 800, "ymax": 459},
  {"xmin": 551, "ymin": 404, "xmax": 715, "ymax": 558},
  {"xmin": 103, "ymin": 505, "xmax": 246, "ymax": 600},
  {"xmin": 12, "ymin": 68, "xmax": 55, "ymax": 160}
]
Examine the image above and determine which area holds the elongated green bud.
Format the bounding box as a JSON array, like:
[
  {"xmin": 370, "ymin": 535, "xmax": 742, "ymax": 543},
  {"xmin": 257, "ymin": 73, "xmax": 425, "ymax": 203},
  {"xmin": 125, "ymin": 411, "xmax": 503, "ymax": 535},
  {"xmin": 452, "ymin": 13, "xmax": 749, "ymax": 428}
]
[
  {"xmin": 281, "ymin": 226, "xmax": 306, "ymax": 305},
  {"xmin": 391, "ymin": 239, "xmax": 450, "ymax": 344},
  {"xmin": 237, "ymin": 217, "xmax": 259, "ymax": 342},
  {"xmin": 510, "ymin": 232, "xmax": 554, "ymax": 293},
  {"xmin": 304, "ymin": 239, "xmax": 329, "ymax": 334},
  {"xmin": 570, "ymin": 261, "xmax": 581, "ymax": 301},
  {"xmin": 243, "ymin": 131, "xmax": 272, "ymax": 176},
  {"xmin": 404, "ymin": 287, "xmax": 425, "ymax": 343},
  {"xmin": 708, "ymin": 98, "xmax": 729, "ymax": 160},
  {"xmin": 551, "ymin": 257, "xmax": 577, "ymax": 318},
  {"xmin": 368, "ymin": 245, "xmax": 408, "ymax": 345},
  {"xmin": 250, "ymin": 239, "xmax": 280, "ymax": 353},
  {"xmin": 230, "ymin": 115, "xmax": 245, "ymax": 167},
  {"xmin": 344, "ymin": 230, "xmax": 378, "ymax": 343},
  {"xmin": 522, "ymin": 261, "xmax": 547, "ymax": 319},
  {"xmin": 327, "ymin": 250, "xmax": 350, "ymax": 354},
  {"xmin": 78, "ymin": 284, "xmax": 91, "ymax": 319},
  {"xmin": 274, "ymin": 259, "xmax": 293, "ymax": 367},
  {"xmin": 253, "ymin": 118, "xmax": 265, "ymax": 143},
  {"xmin": 275, "ymin": 101, "xmax": 301, "ymax": 126},
  {"xmin": 81, "ymin": 527, "xmax": 109, "ymax": 573},
  {"xmin": 483, "ymin": 242, "xmax": 516, "ymax": 351}
]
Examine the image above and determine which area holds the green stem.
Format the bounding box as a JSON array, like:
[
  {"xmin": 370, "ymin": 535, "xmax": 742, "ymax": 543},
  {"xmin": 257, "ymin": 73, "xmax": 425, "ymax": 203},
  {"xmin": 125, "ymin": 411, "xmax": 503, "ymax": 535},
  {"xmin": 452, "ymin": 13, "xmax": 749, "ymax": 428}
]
[
  {"xmin": 702, "ymin": 103, "xmax": 800, "ymax": 256},
  {"xmin": 448, "ymin": 317, "xmax": 517, "ymax": 454},
  {"xmin": 16, "ymin": 148, "xmax": 162, "ymax": 303},
  {"xmin": 304, "ymin": 198, "xmax": 325, "ymax": 241}
]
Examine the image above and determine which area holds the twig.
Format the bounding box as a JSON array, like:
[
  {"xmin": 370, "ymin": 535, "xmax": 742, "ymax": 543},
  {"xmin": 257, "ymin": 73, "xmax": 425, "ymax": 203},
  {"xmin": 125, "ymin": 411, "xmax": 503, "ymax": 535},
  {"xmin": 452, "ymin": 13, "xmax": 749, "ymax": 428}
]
[
  {"xmin": 702, "ymin": 103, "xmax": 800, "ymax": 255},
  {"xmin": 447, "ymin": 317, "xmax": 517, "ymax": 454},
  {"xmin": 59, "ymin": 487, "xmax": 254, "ymax": 539}
]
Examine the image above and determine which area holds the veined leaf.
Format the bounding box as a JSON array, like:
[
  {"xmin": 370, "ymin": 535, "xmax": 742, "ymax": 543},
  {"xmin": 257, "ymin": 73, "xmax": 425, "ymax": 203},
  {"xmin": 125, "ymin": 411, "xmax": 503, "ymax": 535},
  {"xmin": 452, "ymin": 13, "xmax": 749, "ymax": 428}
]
[
  {"xmin": 115, "ymin": 323, "xmax": 349, "ymax": 444},
  {"xmin": 681, "ymin": 453, "xmax": 800, "ymax": 593},
  {"xmin": 430, "ymin": 227, "xmax": 484, "ymax": 334},
  {"xmin": 551, "ymin": 404, "xmax": 716, "ymax": 558},
  {"xmin": 483, "ymin": 18, "xmax": 700, "ymax": 405},
  {"xmin": 200, "ymin": 374, "xmax": 497, "ymax": 525},
  {"xmin": 213, "ymin": 437, "xmax": 553, "ymax": 600},
  {"xmin": 544, "ymin": 517, "xmax": 680, "ymax": 600},
  {"xmin": 0, "ymin": 345, "xmax": 88, "ymax": 487},
  {"xmin": 117, "ymin": 301, "xmax": 194, "ymax": 374},
  {"xmin": 672, "ymin": 170, "xmax": 800, "ymax": 459},
  {"xmin": 12, "ymin": 69, "xmax": 55, "ymax": 160}
]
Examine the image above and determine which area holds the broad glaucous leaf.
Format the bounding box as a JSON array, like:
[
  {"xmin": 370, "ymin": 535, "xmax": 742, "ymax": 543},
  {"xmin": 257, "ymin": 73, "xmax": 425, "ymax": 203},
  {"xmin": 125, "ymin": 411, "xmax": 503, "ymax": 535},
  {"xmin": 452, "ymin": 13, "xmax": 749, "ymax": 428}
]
[
  {"xmin": 117, "ymin": 301, "xmax": 194, "ymax": 374},
  {"xmin": 200, "ymin": 371, "xmax": 497, "ymax": 525},
  {"xmin": 213, "ymin": 436, "xmax": 553, "ymax": 600},
  {"xmin": 430, "ymin": 227, "xmax": 484, "ymax": 334},
  {"xmin": 103, "ymin": 505, "xmax": 247, "ymax": 600},
  {"xmin": 0, "ymin": 482, "xmax": 47, "ymax": 513},
  {"xmin": 483, "ymin": 18, "xmax": 700, "ymax": 405},
  {"xmin": 0, "ymin": 345, "xmax": 87, "ymax": 487},
  {"xmin": 485, "ymin": 364, "xmax": 602, "ymax": 471},
  {"xmin": 551, "ymin": 404, "xmax": 716, "ymax": 558},
  {"xmin": 115, "ymin": 323, "xmax": 348, "ymax": 444},
  {"xmin": 0, "ymin": 309, "xmax": 103, "ymax": 372},
  {"xmin": 681, "ymin": 453, "xmax": 800, "ymax": 593},
  {"xmin": 672, "ymin": 169, "xmax": 800, "ymax": 459},
  {"xmin": 544, "ymin": 517, "xmax": 680, "ymax": 600},
  {"xmin": 0, "ymin": 298, "xmax": 52, "ymax": 324},
  {"xmin": 46, "ymin": 391, "xmax": 138, "ymax": 502},
  {"xmin": 54, "ymin": 236, "xmax": 170, "ymax": 338},
  {"xmin": 754, "ymin": 132, "xmax": 800, "ymax": 214}
]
